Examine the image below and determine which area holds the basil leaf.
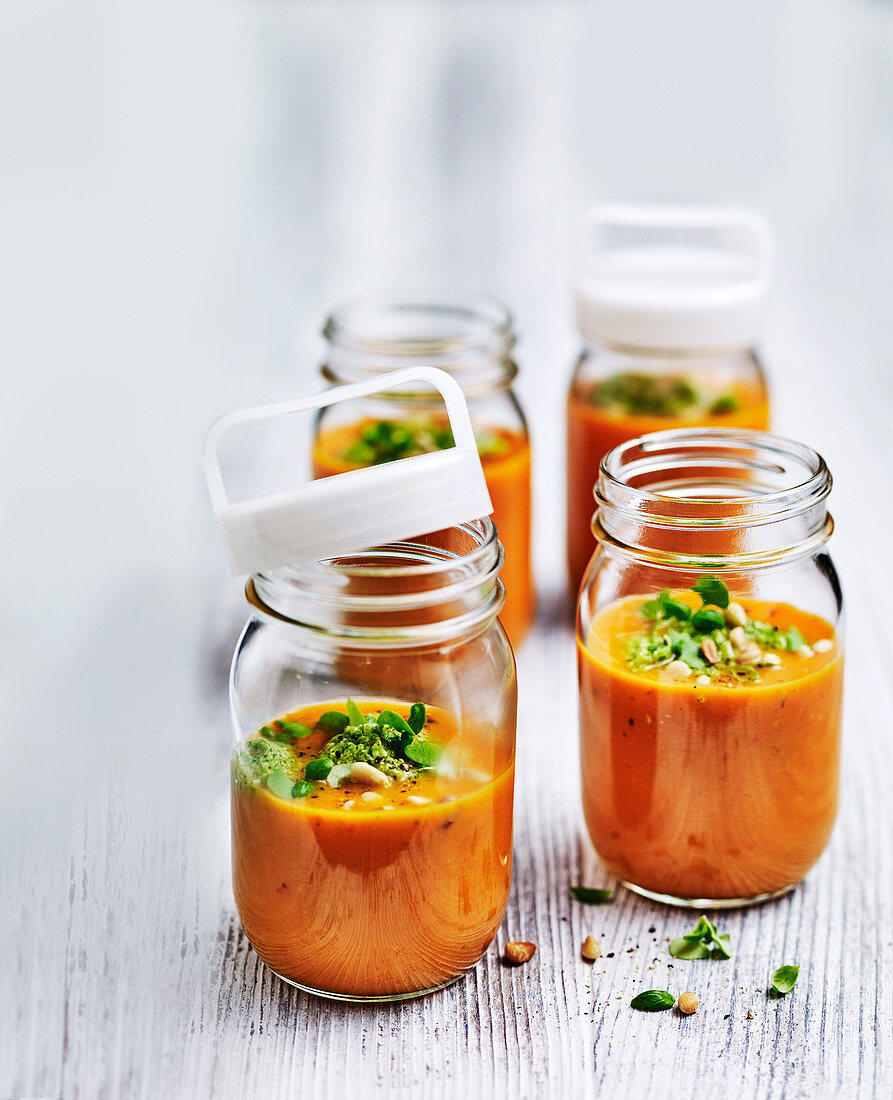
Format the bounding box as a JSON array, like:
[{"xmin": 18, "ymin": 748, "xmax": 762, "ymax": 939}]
[
  {"xmin": 570, "ymin": 886, "xmax": 614, "ymax": 905},
  {"xmin": 404, "ymin": 740, "xmax": 441, "ymax": 768},
  {"xmin": 292, "ymin": 780, "xmax": 312, "ymax": 798},
  {"xmin": 691, "ymin": 607, "xmax": 725, "ymax": 634},
  {"xmin": 266, "ymin": 769, "xmax": 297, "ymax": 799},
  {"xmin": 260, "ymin": 724, "xmax": 293, "ymax": 744},
  {"xmin": 690, "ymin": 575, "xmax": 730, "ymax": 609},
  {"xmin": 662, "ymin": 596, "xmax": 692, "ymax": 621},
  {"xmin": 641, "ymin": 596, "xmax": 663, "ymax": 621},
  {"xmin": 630, "ymin": 990, "xmax": 675, "ymax": 1012},
  {"xmin": 378, "ymin": 710, "xmax": 414, "ymax": 737},
  {"xmin": 669, "ymin": 937, "xmax": 712, "ymax": 960},
  {"xmin": 408, "ymin": 702, "xmax": 426, "ymax": 734},
  {"xmin": 346, "ymin": 699, "xmax": 365, "ymax": 727},
  {"xmin": 304, "ymin": 757, "xmax": 333, "ymax": 782},
  {"xmin": 785, "ymin": 626, "xmax": 806, "ymax": 651},
  {"xmin": 326, "ymin": 763, "xmax": 353, "ymax": 788},
  {"xmin": 317, "ymin": 711, "xmax": 349, "ymax": 733},
  {"xmin": 683, "ymin": 915, "xmax": 714, "ymax": 941},
  {"xmin": 667, "ymin": 630, "xmax": 706, "ymax": 669},
  {"xmin": 278, "ymin": 721, "xmax": 313, "ymax": 738},
  {"xmin": 713, "ymin": 932, "xmax": 733, "ymax": 960},
  {"xmin": 770, "ymin": 964, "xmax": 800, "ymax": 995}
]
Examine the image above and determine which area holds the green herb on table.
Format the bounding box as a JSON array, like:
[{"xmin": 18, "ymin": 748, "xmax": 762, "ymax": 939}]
[
  {"xmin": 630, "ymin": 990, "xmax": 676, "ymax": 1012},
  {"xmin": 570, "ymin": 886, "xmax": 614, "ymax": 905},
  {"xmin": 769, "ymin": 964, "xmax": 800, "ymax": 996},
  {"xmin": 669, "ymin": 914, "xmax": 733, "ymax": 960}
]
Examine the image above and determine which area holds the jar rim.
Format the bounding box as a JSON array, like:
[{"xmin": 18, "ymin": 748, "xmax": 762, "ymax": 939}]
[
  {"xmin": 597, "ymin": 428, "xmax": 831, "ymax": 525},
  {"xmin": 593, "ymin": 428, "xmax": 834, "ymax": 568},
  {"xmin": 322, "ymin": 291, "xmax": 515, "ymax": 358},
  {"xmin": 249, "ymin": 517, "xmax": 505, "ymax": 647}
]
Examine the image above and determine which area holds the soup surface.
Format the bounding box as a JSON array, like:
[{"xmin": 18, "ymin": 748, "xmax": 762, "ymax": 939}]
[
  {"xmin": 578, "ymin": 584, "xmax": 842, "ymax": 901},
  {"xmin": 313, "ymin": 418, "xmax": 533, "ymax": 644},
  {"xmin": 232, "ymin": 699, "xmax": 514, "ymax": 997}
]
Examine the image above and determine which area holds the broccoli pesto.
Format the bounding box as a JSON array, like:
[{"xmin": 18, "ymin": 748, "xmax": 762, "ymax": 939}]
[{"xmin": 233, "ymin": 699, "xmax": 442, "ymax": 802}]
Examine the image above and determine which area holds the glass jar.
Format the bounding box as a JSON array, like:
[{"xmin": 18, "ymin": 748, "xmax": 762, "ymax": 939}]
[
  {"xmin": 315, "ymin": 293, "xmax": 534, "ymax": 645},
  {"xmin": 230, "ymin": 518, "xmax": 517, "ymax": 1001},
  {"xmin": 576, "ymin": 428, "xmax": 844, "ymax": 908},
  {"xmin": 566, "ymin": 205, "xmax": 773, "ymax": 594},
  {"xmin": 567, "ymin": 346, "xmax": 770, "ymax": 593}
]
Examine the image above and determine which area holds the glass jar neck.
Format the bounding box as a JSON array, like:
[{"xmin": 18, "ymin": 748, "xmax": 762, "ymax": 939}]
[
  {"xmin": 322, "ymin": 294, "xmax": 518, "ymax": 398},
  {"xmin": 248, "ymin": 519, "xmax": 504, "ymax": 648},
  {"xmin": 593, "ymin": 429, "xmax": 833, "ymax": 569}
]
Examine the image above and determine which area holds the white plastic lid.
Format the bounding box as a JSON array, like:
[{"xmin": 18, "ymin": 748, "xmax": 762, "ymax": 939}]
[
  {"xmin": 575, "ymin": 204, "xmax": 774, "ymax": 352},
  {"xmin": 203, "ymin": 366, "xmax": 493, "ymax": 575}
]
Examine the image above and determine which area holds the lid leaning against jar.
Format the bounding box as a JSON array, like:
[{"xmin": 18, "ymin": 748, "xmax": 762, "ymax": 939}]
[
  {"xmin": 575, "ymin": 203, "xmax": 774, "ymax": 353},
  {"xmin": 203, "ymin": 366, "xmax": 493, "ymax": 575}
]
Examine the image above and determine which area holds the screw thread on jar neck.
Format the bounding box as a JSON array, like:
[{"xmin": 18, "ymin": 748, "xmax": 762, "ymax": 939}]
[
  {"xmin": 321, "ymin": 293, "xmax": 518, "ymax": 398},
  {"xmin": 592, "ymin": 428, "xmax": 833, "ymax": 569},
  {"xmin": 248, "ymin": 518, "xmax": 505, "ymax": 649}
]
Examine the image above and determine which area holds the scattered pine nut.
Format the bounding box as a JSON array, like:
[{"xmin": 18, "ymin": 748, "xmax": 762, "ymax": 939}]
[
  {"xmin": 700, "ymin": 637, "xmax": 720, "ymax": 665},
  {"xmin": 696, "ymin": 675, "xmax": 711, "ymax": 686},
  {"xmin": 350, "ymin": 762, "xmax": 392, "ymax": 787},
  {"xmin": 796, "ymin": 645, "xmax": 815, "ymax": 659},
  {"xmin": 813, "ymin": 639, "xmax": 833, "ymax": 653},
  {"xmin": 504, "ymin": 941, "xmax": 536, "ymax": 966},
  {"xmin": 759, "ymin": 653, "xmax": 782, "ymax": 667},
  {"xmin": 729, "ymin": 627, "xmax": 748, "ymax": 650},
  {"xmin": 581, "ymin": 936, "xmax": 602, "ymax": 961},
  {"xmin": 343, "ymin": 800, "xmax": 355, "ymax": 810},
  {"xmin": 726, "ymin": 602, "xmax": 747, "ymax": 628},
  {"xmin": 677, "ymin": 991, "xmax": 699, "ymax": 1015},
  {"xmin": 667, "ymin": 660, "xmax": 691, "ymax": 679},
  {"xmin": 407, "ymin": 795, "xmax": 431, "ymax": 805},
  {"xmin": 360, "ymin": 791, "xmax": 381, "ymax": 803}
]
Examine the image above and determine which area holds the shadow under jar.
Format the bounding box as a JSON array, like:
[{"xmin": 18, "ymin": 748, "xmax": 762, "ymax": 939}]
[
  {"xmin": 314, "ymin": 294, "xmax": 534, "ymax": 646},
  {"xmin": 230, "ymin": 518, "xmax": 517, "ymax": 1000},
  {"xmin": 576, "ymin": 429, "xmax": 844, "ymax": 907}
]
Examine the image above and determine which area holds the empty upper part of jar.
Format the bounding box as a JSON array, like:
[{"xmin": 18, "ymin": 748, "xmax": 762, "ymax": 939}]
[
  {"xmin": 322, "ymin": 292, "xmax": 517, "ymax": 396},
  {"xmin": 592, "ymin": 428, "xmax": 833, "ymax": 568}
]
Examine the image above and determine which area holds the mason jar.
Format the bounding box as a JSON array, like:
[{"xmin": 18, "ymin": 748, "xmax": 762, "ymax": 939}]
[
  {"xmin": 315, "ymin": 293, "xmax": 534, "ymax": 645},
  {"xmin": 576, "ymin": 428, "xmax": 844, "ymax": 907},
  {"xmin": 567, "ymin": 205, "xmax": 773, "ymax": 594},
  {"xmin": 229, "ymin": 518, "xmax": 517, "ymax": 1000}
]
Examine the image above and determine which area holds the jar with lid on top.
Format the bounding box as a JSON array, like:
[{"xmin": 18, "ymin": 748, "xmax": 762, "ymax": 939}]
[
  {"xmin": 316, "ymin": 293, "xmax": 534, "ymax": 645},
  {"xmin": 230, "ymin": 518, "xmax": 516, "ymax": 1000},
  {"xmin": 576, "ymin": 428, "xmax": 843, "ymax": 908},
  {"xmin": 567, "ymin": 205, "xmax": 773, "ymax": 595}
]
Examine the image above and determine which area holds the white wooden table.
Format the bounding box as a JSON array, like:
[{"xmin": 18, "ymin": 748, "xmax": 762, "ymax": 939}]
[{"xmin": 2, "ymin": 3, "xmax": 891, "ymax": 1097}]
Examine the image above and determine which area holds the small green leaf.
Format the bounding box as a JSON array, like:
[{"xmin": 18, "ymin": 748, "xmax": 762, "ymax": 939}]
[
  {"xmin": 641, "ymin": 595, "xmax": 663, "ymax": 620},
  {"xmin": 304, "ymin": 757, "xmax": 333, "ymax": 782},
  {"xmin": 408, "ymin": 702, "xmax": 426, "ymax": 734},
  {"xmin": 327, "ymin": 763, "xmax": 353, "ymax": 788},
  {"xmin": 404, "ymin": 739, "xmax": 441, "ymax": 768},
  {"xmin": 669, "ymin": 937, "xmax": 712, "ymax": 960},
  {"xmin": 570, "ymin": 886, "xmax": 614, "ymax": 905},
  {"xmin": 667, "ymin": 630, "xmax": 706, "ymax": 669},
  {"xmin": 259, "ymin": 724, "xmax": 294, "ymax": 744},
  {"xmin": 278, "ymin": 721, "xmax": 313, "ymax": 739},
  {"xmin": 690, "ymin": 575, "xmax": 730, "ymax": 609},
  {"xmin": 662, "ymin": 596, "xmax": 692, "ymax": 621},
  {"xmin": 683, "ymin": 915, "xmax": 714, "ymax": 942},
  {"xmin": 691, "ymin": 608, "xmax": 725, "ymax": 634},
  {"xmin": 378, "ymin": 710, "xmax": 414, "ymax": 737},
  {"xmin": 785, "ymin": 626, "xmax": 806, "ymax": 651},
  {"xmin": 292, "ymin": 780, "xmax": 312, "ymax": 798},
  {"xmin": 708, "ymin": 394, "xmax": 739, "ymax": 415},
  {"xmin": 675, "ymin": 914, "xmax": 733, "ymax": 959},
  {"xmin": 346, "ymin": 699, "xmax": 365, "ymax": 727},
  {"xmin": 630, "ymin": 990, "xmax": 675, "ymax": 1012},
  {"xmin": 266, "ymin": 769, "xmax": 297, "ymax": 799},
  {"xmin": 317, "ymin": 711, "xmax": 349, "ymax": 733},
  {"xmin": 770, "ymin": 964, "xmax": 800, "ymax": 995},
  {"xmin": 713, "ymin": 932, "xmax": 733, "ymax": 960}
]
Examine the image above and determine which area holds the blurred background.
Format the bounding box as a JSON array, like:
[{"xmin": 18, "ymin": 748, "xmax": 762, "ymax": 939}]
[{"xmin": 1, "ymin": 1, "xmax": 891, "ymax": 1082}]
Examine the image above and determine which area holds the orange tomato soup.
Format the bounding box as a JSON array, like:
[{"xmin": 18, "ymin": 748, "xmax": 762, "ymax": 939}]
[
  {"xmin": 566, "ymin": 379, "xmax": 769, "ymax": 593},
  {"xmin": 232, "ymin": 701, "xmax": 514, "ymax": 998},
  {"xmin": 578, "ymin": 597, "xmax": 842, "ymax": 901},
  {"xmin": 313, "ymin": 421, "xmax": 533, "ymax": 645}
]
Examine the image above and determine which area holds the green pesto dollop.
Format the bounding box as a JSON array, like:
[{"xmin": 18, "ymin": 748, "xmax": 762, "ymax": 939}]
[{"xmin": 233, "ymin": 737, "xmax": 301, "ymax": 789}]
